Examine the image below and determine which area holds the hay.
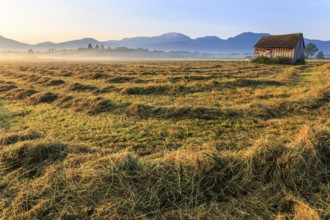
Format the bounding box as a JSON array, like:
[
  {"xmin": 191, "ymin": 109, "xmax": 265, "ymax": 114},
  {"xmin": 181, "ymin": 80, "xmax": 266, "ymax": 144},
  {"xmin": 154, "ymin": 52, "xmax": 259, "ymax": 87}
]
[
  {"xmin": 0, "ymin": 140, "xmax": 93, "ymax": 176},
  {"xmin": 0, "ymin": 130, "xmax": 42, "ymax": 146},
  {"xmin": 166, "ymin": 75, "xmax": 213, "ymax": 83},
  {"xmin": 28, "ymin": 92, "xmax": 58, "ymax": 105},
  {"xmin": 59, "ymin": 71, "xmax": 73, "ymax": 77},
  {"xmin": 83, "ymin": 73, "xmax": 109, "ymax": 80},
  {"xmin": 0, "ymin": 61, "xmax": 329, "ymax": 219},
  {"xmin": 44, "ymin": 79, "xmax": 65, "ymax": 86},
  {"xmin": 122, "ymin": 85, "xmax": 170, "ymax": 95},
  {"xmin": 87, "ymin": 98, "xmax": 118, "ymax": 115},
  {"xmin": 0, "ymin": 83, "xmax": 17, "ymax": 93},
  {"xmin": 94, "ymin": 86, "xmax": 120, "ymax": 94},
  {"xmin": 106, "ymin": 76, "xmax": 136, "ymax": 83},
  {"xmin": 0, "ymin": 126, "xmax": 329, "ymax": 219},
  {"xmin": 53, "ymin": 95, "xmax": 236, "ymax": 120},
  {"xmin": 67, "ymin": 83, "xmax": 98, "ymax": 92},
  {"xmin": 4, "ymin": 88, "xmax": 38, "ymax": 100},
  {"xmin": 0, "ymin": 141, "xmax": 68, "ymax": 174},
  {"xmin": 235, "ymin": 79, "xmax": 283, "ymax": 87}
]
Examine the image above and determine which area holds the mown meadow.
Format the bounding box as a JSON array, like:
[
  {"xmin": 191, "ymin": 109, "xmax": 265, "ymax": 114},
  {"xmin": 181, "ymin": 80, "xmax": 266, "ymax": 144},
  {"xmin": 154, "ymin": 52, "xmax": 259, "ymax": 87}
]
[{"xmin": 0, "ymin": 60, "xmax": 329, "ymax": 219}]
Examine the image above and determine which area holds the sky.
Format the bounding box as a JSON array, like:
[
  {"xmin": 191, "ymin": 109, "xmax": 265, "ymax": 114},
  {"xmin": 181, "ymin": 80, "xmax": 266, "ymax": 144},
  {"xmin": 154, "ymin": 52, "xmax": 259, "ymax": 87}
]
[{"xmin": 1, "ymin": 0, "xmax": 330, "ymax": 44}]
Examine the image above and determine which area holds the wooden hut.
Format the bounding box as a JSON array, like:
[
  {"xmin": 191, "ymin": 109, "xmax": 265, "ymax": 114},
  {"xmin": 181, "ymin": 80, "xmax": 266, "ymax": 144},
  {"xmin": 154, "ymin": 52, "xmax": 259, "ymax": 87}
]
[{"xmin": 254, "ymin": 33, "xmax": 305, "ymax": 64}]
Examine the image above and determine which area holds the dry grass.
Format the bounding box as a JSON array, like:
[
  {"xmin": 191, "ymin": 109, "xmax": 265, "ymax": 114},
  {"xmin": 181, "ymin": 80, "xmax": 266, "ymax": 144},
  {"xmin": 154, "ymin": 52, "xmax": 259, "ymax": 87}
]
[
  {"xmin": 0, "ymin": 61, "xmax": 329, "ymax": 219},
  {"xmin": 0, "ymin": 130, "xmax": 42, "ymax": 146}
]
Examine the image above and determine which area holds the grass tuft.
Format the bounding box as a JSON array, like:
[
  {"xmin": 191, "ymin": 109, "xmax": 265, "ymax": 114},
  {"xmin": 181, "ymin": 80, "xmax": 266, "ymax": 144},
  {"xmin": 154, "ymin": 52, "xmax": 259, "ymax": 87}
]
[
  {"xmin": 0, "ymin": 130, "xmax": 42, "ymax": 146},
  {"xmin": 4, "ymin": 88, "xmax": 38, "ymax": 100},
  {"xmin": 67, "ymin": 83, "xmax": 98, "ymax": 92},
  {"xmin": 28, "ymin": 92, "xmax": 58, "ymax": 104}
]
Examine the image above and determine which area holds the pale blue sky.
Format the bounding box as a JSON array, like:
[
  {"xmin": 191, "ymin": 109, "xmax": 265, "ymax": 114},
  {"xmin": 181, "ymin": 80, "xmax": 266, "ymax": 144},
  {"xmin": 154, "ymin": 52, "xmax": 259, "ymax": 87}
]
[{"xmin": 1, "ymin": 0, "xmax": 329, "ymax": 43}]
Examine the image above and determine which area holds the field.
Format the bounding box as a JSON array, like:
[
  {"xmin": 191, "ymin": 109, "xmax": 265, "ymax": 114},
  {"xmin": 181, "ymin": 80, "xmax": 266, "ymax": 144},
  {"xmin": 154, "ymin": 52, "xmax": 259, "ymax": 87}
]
[{"xmin": 0, "ymin": 60, "xmax": 329, "ymax": 219}]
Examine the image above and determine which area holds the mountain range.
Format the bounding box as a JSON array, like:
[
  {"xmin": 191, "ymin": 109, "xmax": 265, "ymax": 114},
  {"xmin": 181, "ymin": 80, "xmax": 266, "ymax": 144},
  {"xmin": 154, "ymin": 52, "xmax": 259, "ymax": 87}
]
[{"xmin": 1, "ymin": 32, "xmax": 330, "ymax": 53}]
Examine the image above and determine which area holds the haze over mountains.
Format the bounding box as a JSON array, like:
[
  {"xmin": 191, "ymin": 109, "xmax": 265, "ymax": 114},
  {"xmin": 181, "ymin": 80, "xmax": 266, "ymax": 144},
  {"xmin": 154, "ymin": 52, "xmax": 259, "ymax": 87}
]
[{"xmin": 1, "ymin": 32, "xmax": 330, "ymax": 53}]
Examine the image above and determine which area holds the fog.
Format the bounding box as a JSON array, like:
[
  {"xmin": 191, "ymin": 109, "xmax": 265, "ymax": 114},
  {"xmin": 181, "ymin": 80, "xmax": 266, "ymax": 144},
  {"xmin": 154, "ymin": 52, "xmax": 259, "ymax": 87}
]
[{"xmin": 0, "ymin": 50, "xmax": 252, "ymax": 62}]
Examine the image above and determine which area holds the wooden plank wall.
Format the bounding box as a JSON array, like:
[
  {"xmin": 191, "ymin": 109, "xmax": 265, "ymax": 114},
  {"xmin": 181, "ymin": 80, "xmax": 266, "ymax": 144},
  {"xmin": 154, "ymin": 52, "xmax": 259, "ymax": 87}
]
[
  {"xmin": 254, "ymin": 47, "xmax": 296, "ymax": 63},
  {"xmin": 254, "ymin": 48, "xmax": 271, "ymax": 58},
  {"xmin": 269, "ymin": 48, "xmax": 294, "ymax": 59}
]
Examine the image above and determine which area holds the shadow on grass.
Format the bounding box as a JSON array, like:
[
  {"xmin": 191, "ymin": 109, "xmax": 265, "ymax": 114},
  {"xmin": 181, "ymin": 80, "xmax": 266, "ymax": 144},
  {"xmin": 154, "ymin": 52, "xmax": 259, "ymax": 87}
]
[{"xmin": 121, "ymin": 79, "xmax": 286, "ymax": 96}]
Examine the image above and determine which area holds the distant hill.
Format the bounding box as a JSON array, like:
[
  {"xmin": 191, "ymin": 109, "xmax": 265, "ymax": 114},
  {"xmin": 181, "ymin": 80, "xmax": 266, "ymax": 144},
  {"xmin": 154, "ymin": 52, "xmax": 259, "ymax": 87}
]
[
  {"xmin": 1, "ymin": 32, "xmax": 330, "ymax": 53},
  {"xmin": 0, "ymin": 35, "xmax": 32, "ymax": 51},
  {"xmin": 110, "ymin": 32, "xmax": 192, "ymax": 49},
  {"xmin": 105, "ymin": 32, "xmax": 270, "ymax": 53},
  {"xmin": 34, "ymin": 38, "xmax": 101, "ymax": 50}
]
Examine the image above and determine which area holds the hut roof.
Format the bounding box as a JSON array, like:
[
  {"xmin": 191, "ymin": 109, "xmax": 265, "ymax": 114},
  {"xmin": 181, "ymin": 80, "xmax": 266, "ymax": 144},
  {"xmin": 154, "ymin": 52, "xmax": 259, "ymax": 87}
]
[{"xmin": 254, "ymin": 33, "xmax": 304, "ymax": 49}]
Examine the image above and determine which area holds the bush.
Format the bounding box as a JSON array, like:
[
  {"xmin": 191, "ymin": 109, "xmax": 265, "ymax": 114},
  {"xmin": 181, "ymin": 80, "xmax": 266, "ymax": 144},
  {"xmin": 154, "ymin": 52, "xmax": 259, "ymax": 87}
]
[
  {"xmin": 272, "ymin": 56, "xmax": 291, "ymax": 64},
  {"xmin": 251, "ymin": 56, "xmax": 272, "ymax": 64},
  {"xmin": 252, "ymin": 56, "xmax": 303, "ymax": 65}
]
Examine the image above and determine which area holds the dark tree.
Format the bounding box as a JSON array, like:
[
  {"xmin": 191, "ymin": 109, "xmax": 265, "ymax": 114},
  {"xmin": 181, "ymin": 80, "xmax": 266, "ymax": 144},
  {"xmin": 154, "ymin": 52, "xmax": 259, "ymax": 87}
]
[
  {"xmin": 88, "ymin": 43, "xmax": 93, "ymax": 49},
  {"xmin": 95, "ymin": 45, "xmax": 100, "ymax": 50},
  {"xmin": 305, "ymin": 43, "xmax": 318, "ymax": 59},
  {"xmin": 27, "ymin": 49, "xmax": 34, "ymax": 54},
  {"xmin": 316, "ymin": 51, "xmax": 325, "ymax": 60},
  {"xmin": 100, "ymin": 45, "xmax": 105, "ymax": 50}
]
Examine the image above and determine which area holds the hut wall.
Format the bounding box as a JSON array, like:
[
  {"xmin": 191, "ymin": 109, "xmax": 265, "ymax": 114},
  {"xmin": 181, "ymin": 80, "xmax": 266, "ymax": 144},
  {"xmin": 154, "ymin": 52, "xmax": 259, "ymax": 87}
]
[
  {"xmin": 254, "ymin": 48, "xmax": 271, "ymax": 58},
  {"xmin": 293, "ymin": 38, "xmax": 305, "ymax": 63},
  {"xmin": 254, "ymin": 47, "xmax": 295, "ymax": 62},
  {"xmin": 269, "ymin": 48, "xmax": 295, "ymax": 59}
]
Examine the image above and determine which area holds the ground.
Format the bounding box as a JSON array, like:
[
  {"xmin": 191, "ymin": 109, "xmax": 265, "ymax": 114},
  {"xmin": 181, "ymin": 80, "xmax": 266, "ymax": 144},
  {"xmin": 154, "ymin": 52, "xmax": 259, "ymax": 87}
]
[{"xmin": 0, "ymin": 60, "xmax": 329, "ymax": 219}]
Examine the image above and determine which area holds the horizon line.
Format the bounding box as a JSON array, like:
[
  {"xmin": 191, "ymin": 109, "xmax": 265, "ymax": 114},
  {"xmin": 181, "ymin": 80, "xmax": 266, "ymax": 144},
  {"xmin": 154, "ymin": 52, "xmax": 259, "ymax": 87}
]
[{"xmin": 1, "ymin": 31, "xmax": 329, "ymax": 45}]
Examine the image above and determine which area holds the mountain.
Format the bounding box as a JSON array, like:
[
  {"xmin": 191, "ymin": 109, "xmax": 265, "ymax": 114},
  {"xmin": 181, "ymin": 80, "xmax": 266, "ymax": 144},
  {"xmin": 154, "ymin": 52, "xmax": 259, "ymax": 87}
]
[
  {"xmin": 34, "ymin": 38, "xmax": 101, "ymax": 50},
  {"xmin": 105, "ymin": 32, "xmax": 268, "ymax": 52},
  {"xmin": 0, "ymin": 35, "xmax": 32, "ymax": 51},
  {"xmin": 105, "ymin": 33, "xmax": 192, "ymax": 49},
  {"xmin": 226, "ymin": 32, "xmax": 271, "ymax": 51},
  {"xmin": 34, "ymin": 41, "xmax": 55, "ymax": 47},
  {"xmin": 1, "ymin": 32, "xmax": 330, "ymax": 53}
]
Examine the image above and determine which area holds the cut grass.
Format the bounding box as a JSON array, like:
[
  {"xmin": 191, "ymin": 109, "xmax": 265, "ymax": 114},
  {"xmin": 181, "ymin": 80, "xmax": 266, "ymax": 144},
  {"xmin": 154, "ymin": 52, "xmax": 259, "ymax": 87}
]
[
  {"xmin": 0, "ymin": 126, "xmax": 328, "ymax": 219},
  {"xmin": 28, "ymin": 92, "xmax": 58, "ymax": 105},
  {"xmin": 0, "ymin": 130, "xmax": 42, "ymax": 146},
  {"xmin": 0, "ymin": 61, "xmax": 329, "ymax": 219},
  {"xmin": 0, "ymin": 101, "xmax": 12, "ymax": 130},
  {"xmin": 66, "ymin": 82, "xmax": 98, "ymax": 92},
  {"xmin": 4, "ymin": 88, "xmax": 38, "ymax": 100}
]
